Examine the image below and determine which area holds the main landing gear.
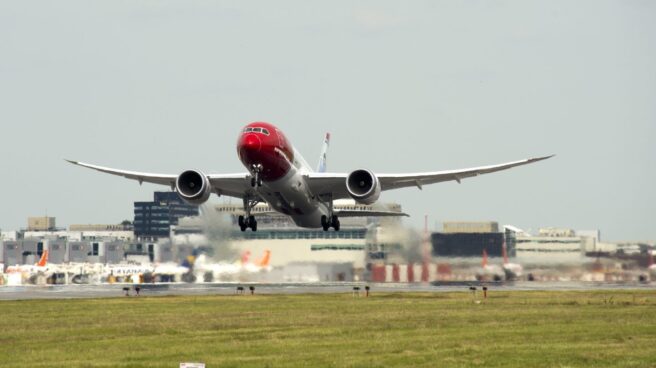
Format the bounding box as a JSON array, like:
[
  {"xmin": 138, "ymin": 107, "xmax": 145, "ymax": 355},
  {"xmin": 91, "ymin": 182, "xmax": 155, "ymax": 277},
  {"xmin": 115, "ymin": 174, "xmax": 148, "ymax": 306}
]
[
  {"xmin": 321, "ymin": 215, "xmax": 340, "ymax": 231},
  {"xmin": 239, "ymin": 197, "xmax": 259, "ymax": 231},
  {"xmin": 238, "ymin": 215, "xmax": 257, "ymax": 232},
  {"xmin": 320, "ymin": 195, "xmax": 340, "ymax": 231}
]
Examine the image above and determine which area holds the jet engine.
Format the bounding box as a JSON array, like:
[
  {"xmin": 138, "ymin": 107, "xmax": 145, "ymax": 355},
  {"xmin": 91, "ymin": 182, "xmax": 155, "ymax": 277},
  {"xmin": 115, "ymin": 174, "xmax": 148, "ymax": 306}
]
[
  {"xmin": 346, "ymin": 169, "xmax": 381, "ymax": 205},
  {"xmin": 176, "ymin": 170, "xmax": 211, "ymax": 205}
]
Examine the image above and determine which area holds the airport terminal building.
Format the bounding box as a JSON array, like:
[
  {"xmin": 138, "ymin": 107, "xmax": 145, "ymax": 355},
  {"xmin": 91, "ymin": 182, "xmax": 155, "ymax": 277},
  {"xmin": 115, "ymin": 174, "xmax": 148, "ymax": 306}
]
[{"xmin": 1, "ymin": 191, "xmax": 650, "ymax": 284}]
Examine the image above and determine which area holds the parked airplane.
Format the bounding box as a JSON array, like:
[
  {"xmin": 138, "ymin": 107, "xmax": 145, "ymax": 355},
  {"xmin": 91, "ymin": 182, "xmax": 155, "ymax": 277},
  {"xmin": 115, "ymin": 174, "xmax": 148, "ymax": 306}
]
[
  {"xmin": 194, "ymin": 250, "xmax": 271, "ymax": 281},
  {"xmin": 476, "ymin": 248, "xmax": 504, "ymax": 282},
  {"xmin": 648, "ymin": 251, "xmax": 656, "ymax": 281},
  {"xmin": 502, "ymin": 242, "xmax": 523, "ymax": 280},
  {"xmin": 6, "ymin": 250, "xmax": 51, "ymax": 276},
  {"xmin": 67, "ymin": 122, "xmax": 552, "ymax": 231}
]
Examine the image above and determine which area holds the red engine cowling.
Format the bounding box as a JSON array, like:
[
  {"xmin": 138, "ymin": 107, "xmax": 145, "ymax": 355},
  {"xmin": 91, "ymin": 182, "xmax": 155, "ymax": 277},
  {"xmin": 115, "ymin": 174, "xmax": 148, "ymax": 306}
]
[
  {"xmin": 175, "ymin": 169, "xmax": 211, "ymax": 205},
  {"xmin": 346, "ymin": 169, "xmax": 381, "ymax": 205}
]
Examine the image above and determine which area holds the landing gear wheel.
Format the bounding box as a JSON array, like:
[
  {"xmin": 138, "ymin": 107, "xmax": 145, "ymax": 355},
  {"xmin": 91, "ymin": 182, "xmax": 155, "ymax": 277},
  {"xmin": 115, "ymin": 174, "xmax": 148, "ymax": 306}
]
[
  {"xmin": 321, "ymin": 214, "xmax": 340, "ymax": 231},
  {"xmin": 238, "ymin": 215, "xmax": 247, "ymax": 232},
  {"xmin": 331, "ymin": 215, "xmax": 340, "ymax": 231},
  {"xmin": 240, "ymin": 197, "xmax": 260, "ymax": 231},
  {"xmin": 250, "ymin": 177, "xmax": 256, "ymax": 187}
]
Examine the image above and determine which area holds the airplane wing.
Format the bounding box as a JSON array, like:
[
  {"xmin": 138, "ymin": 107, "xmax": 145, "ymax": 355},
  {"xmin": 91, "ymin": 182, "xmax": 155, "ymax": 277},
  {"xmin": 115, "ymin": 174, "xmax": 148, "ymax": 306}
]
[
  {"xmin": 335, "ymin": 210, "xmax": 409, "ymax": 217},
  {"xmin": 305, "ymin": 155, "xmax": 553, "ymax": 199},
  {"xmin": 66, "ymin": 160, "xmax": 253, "ymax": 199}
]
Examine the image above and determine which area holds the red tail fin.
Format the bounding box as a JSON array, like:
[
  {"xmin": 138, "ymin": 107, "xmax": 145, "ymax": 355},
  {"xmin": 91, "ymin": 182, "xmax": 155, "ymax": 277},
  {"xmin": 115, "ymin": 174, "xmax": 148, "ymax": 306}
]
[
  {"xmin": 256, "ymin": 250, "xmax": 271, "ymax": 267},
  {"xmin": 241, "ymin": 250, "xmax": 251, "ymax": 264},
  {"xmin": 37, "ymin": 250, "xmax": 48, "ymax": 267},
  {"xmin": 482, "ymin": 248, "xmax": 488, "ymax": 268}
]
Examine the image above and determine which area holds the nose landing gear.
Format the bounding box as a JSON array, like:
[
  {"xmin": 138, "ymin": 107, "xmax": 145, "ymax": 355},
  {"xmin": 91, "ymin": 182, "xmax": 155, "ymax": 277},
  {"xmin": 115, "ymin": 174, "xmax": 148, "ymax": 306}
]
[{"xmin": 250, "ymin": 164, "xmax": 263, "ymax": 187}]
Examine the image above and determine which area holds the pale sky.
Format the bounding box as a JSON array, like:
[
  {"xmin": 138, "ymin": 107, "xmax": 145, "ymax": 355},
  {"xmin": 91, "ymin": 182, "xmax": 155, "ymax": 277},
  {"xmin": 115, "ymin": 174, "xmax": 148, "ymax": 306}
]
[{"xmin": 0, "ymin": 1, "xmax": 654, "ymax": 241}]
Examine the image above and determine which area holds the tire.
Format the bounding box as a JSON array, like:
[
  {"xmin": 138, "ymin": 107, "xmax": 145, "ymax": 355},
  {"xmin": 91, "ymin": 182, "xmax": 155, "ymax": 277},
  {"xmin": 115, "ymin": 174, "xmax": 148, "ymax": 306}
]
[{"xmin": 331, "ymin": 215, "xmax": 340, "ymax": 231}]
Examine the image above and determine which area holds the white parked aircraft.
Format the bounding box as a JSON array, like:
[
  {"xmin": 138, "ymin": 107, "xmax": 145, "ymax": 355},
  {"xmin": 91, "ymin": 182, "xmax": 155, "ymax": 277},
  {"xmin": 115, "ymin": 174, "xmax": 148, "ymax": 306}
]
[
  {"xmin": 194, "ymin": 250, "xmax": 271, "ymax": 281},
  {"xmin": 648, "ymin": 251, "xmax": 656, "ymax": 281},
  {"xmin": 501, "ymin": 242, "xmax": 523, "ymax": 280},
  {"xmin": 476, "ymin": 248, "xmax": 504, "ymax": 282},
  {"xmin": 68, "ymin": 122, "xmax": 552, "ymax": 232},
  {"xmin": 6, "ymin": 251, "xmax": 55, "ymax": 284}
]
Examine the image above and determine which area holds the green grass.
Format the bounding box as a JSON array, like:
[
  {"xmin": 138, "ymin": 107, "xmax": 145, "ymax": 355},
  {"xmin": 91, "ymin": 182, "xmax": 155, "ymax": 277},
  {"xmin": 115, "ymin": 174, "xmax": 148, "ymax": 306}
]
[{"xmin": 1, "ymin": 290, "xmax": 655, "ymax": 367}]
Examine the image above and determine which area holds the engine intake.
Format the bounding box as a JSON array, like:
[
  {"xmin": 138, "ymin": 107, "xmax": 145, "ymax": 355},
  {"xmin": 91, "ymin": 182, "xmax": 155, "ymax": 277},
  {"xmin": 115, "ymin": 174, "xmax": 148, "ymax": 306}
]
[
  {"xmin": 176, "ymin": 169, "xmax": 211, "ymax": 205},
  {"xmin": 346, "ymin": 169, "xmax": 381, "ymax": 205}
]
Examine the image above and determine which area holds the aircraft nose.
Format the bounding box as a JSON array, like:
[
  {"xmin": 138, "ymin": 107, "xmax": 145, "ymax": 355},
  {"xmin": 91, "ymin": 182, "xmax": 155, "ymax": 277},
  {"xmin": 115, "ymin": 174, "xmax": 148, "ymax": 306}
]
[{"xmin": 241, "ymin": 133, "xmax": 262, "ymax": 152}]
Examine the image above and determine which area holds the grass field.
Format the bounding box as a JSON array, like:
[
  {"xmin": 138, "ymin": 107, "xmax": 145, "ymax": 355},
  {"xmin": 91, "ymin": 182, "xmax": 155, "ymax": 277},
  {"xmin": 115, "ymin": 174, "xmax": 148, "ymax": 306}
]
[{"xmin": 1, "ymin": 290, "xmax": 655, "ymax": 367}]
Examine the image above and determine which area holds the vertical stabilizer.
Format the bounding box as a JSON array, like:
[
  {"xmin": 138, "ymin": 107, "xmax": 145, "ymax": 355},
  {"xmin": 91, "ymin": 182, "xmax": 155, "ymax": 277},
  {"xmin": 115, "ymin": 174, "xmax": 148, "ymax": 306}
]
[
  {"xmin": 241, "ymin": 250, "xmax": 251, "ymax": 265},
  {"xmin": 482, "ymin": 248, "xmax": 488, "ymax": 268},
  {"xmin": 257, "ymin": 250, "xmax": 271, "ymax": 267},
  {"xmin": 316, "ymin": 133, "xmax": 330, "ymax": 173},
  {"xmin": 37, "ymin": 250, "xmax": 48, "ymax": 267}
]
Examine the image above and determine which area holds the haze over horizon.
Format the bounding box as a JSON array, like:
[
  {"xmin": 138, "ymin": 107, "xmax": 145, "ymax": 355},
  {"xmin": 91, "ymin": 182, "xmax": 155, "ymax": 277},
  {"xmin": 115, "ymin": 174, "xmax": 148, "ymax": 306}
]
[{"xmin": 1, "ymin": 1, "xmax": 654, "ymax": 242}]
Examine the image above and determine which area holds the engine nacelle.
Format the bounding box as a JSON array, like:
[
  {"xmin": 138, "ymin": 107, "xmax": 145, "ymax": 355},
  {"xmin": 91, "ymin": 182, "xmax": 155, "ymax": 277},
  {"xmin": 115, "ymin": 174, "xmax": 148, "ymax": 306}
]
[
  {"xmin": 175, "ymin": 169, "xmax": 211, "ymax": 205},
  {"xmin": 345, "ymin": 169, "xmax": 381, "ymax": 205}
]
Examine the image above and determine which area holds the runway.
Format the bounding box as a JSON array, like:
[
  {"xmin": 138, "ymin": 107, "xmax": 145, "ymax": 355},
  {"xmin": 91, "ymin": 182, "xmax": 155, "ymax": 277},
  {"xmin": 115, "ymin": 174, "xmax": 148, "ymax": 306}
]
[{"xmin": 1, "ymin": 281, "xmax": 655, "ymax": 300}]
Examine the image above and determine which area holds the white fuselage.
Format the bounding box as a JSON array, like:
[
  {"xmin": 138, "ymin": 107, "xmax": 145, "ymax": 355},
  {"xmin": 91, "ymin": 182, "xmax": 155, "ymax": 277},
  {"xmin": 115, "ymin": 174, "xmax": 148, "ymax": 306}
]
[{"xmin": 254, "ymin": 148, "xmax": 330, "ymax": 228}]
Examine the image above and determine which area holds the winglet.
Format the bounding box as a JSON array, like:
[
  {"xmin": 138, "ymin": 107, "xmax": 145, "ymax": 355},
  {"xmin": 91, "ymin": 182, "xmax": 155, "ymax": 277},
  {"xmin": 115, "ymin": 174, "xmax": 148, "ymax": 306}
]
[{"xmin": 531, "ymin": 154, "xmax": 555, "ymax": 162}]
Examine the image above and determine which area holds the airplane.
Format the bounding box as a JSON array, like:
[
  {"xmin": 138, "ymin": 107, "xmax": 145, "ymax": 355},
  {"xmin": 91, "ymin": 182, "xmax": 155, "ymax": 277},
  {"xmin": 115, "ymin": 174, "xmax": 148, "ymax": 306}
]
[
  {"xmin": 67, "ymin": 121, "xmax": 553, "ymax": 232},
  {"xmin": 501, "ymin": 241, "xmax": 523, "ymax": 280},
  {"xmin": 152, "ymin": 262, "xmax": 191, "ymax": 282},
  {"xmin": 475, "ymin": 248, "xmax": 504, "ymax": 282},
  {"xmin": 648, "ymin": 250, "xmax": 656, "ymax": 281},
  {"xmin": 102, "ymin": 263, "xmax": 154, "ymax": 283},
  {"xmin": 243, "ymin": 249, "xmax": 271, "ymax": 273},
  {"xmin": 194, "ymin": 250, "xmax": 271, "ymax": 281},
  {"xmin": 6, "ymin": 250, "xmax": 53, "ymax": 280}
]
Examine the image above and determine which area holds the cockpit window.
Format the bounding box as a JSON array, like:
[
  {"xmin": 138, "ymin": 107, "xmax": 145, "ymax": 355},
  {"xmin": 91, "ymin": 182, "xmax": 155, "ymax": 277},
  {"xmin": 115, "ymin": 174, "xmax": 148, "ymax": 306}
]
[{"xmin": 243, "ymin": 127, "xmax": 270, "ymax": 135}]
